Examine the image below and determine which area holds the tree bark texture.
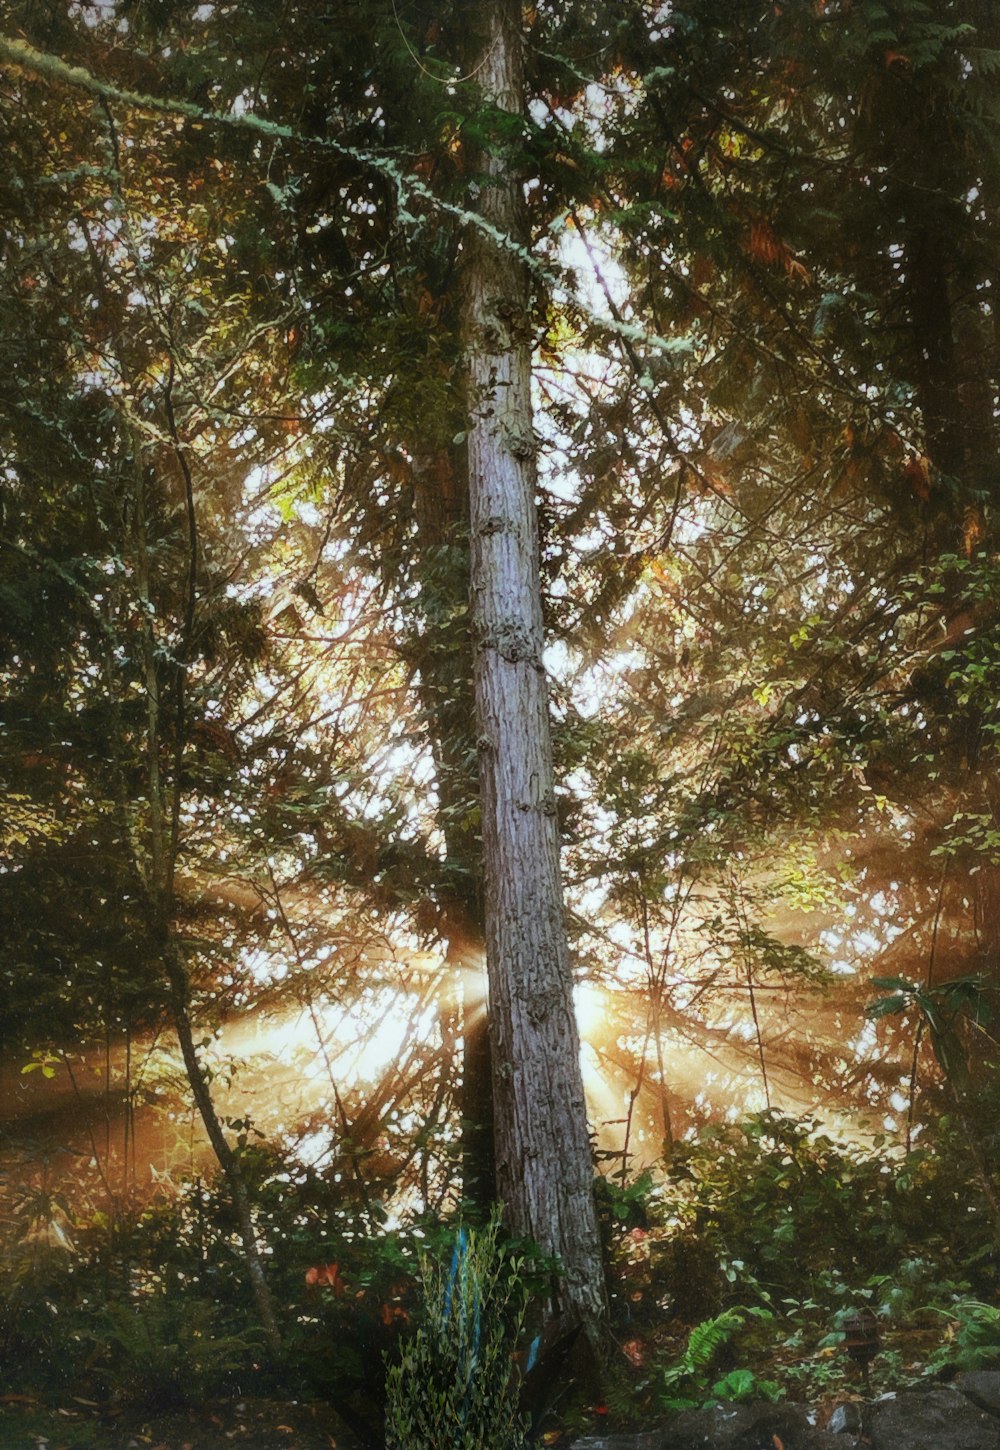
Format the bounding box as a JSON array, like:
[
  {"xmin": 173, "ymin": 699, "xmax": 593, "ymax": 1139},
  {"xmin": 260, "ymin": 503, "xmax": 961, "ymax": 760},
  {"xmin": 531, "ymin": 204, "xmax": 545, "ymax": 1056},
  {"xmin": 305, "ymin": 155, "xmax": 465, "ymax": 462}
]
[
  {"xmin": 408, "ymin": 446, "xmax": 496, "ymax": 1204},
  {"xmin": 460, "ymin": 0, "xmax": 606, "ymax": 1332}
]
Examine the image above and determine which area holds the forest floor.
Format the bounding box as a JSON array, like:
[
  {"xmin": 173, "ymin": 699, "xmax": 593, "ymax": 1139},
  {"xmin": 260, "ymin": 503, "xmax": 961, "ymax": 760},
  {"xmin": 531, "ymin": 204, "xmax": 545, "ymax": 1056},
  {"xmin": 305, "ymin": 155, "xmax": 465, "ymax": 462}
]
[{"xmin": 0, "ymin": 1397, "xmax": 362, "ymax": 1450}]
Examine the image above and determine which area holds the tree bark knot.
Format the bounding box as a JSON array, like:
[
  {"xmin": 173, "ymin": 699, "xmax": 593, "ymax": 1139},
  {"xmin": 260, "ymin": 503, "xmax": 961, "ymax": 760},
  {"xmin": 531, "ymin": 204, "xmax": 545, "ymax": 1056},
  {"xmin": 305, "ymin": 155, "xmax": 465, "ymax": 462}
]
[
  {"xmin": 476, "ymin": 618, "xmax": 540, "ymax": 664},
  {"xmin": 502, "ymin": 423, "xmax": 537, "ymax": 461},
  {"xmin": 516, "ymin": 793, "xmax": 557, "ymax": 816},
  {"xmin": 525, "ymin": 987, "xmax": 563, "ymax": 1025},
  {"xmin": 479, "ymin": 515, "xmax": 513, "ymax": 537},
  {"xmin": 494, "ymin": 298, "xmax": 533, "ymax": 343}
]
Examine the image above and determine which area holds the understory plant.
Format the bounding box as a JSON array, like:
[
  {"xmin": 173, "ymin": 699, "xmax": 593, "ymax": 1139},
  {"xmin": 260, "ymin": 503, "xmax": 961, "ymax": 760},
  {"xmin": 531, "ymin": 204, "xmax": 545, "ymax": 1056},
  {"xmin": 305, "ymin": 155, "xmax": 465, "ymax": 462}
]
[
  {"xmin": 599, "ymin": 1111, "xmax": 1000, "ymax": 1406},
  {"xmin": 660, "ymin": 1306, "xmax": 780, "ymax": 1410},
  {"xmin": 925, "ymin": 1298, "xmax": 1000, "ymax": 1374},
  {"xmin": 384, "ymin": 1213, "xmax": 528, "ymax": 1450}
]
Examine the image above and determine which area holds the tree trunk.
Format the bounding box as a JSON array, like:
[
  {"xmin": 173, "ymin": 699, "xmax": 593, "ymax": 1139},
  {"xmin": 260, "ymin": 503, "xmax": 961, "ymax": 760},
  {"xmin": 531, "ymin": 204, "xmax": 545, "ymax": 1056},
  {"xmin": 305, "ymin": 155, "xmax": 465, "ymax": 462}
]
[
  {"xmin": 460, "ymin": 0, "xmax": 606, "ymax": 1335},
  {"xmin": 164, "ymin": 948, "xmax": 284, "ymax": 1360},
  {"xmin": 408, "ymin": 445, "xmax": 496, "ymax": 1205},
  {"xmin": 130, "ymin": 406, "xmax": 283, "ymax": 1362}
]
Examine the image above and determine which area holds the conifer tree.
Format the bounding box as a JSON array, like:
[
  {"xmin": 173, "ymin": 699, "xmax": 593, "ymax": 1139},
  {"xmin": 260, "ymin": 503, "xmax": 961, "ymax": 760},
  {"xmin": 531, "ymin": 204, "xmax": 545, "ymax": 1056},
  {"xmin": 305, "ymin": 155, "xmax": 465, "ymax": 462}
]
[{"xmin": 460, "ymin": 0, "xmax": 606, "ymax": 1334}]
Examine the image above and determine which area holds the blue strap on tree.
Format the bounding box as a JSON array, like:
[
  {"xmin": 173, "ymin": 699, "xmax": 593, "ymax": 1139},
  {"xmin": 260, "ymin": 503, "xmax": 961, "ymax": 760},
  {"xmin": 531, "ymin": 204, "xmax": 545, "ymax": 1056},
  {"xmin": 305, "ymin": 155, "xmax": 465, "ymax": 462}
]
[
  {"xmin": 442, "ymin": 1225, "xmax": 466, "ymax": 1325},
  {"xmin": 442, "ymin": 1226, "xmax": 482, "ymax": 1427}
]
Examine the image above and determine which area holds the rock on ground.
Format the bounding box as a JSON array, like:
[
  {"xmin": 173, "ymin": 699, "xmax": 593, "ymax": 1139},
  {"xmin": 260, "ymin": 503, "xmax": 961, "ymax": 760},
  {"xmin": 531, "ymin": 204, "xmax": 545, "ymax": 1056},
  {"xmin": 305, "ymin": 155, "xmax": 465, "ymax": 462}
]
[
  {"xmin": 862, "ymin": 1386, "xmax": 1000, "ymax": 1450},
  {"xmin": 957, "ymin": 1372, "xmax": 1000, "ymax": 1420},
  {"xmin": 569, "ymin": 1374, "xmax": 1000, "ymax": 1450},
  {"xmin": 570, "ymin": 1400, "xmax": 857, "ymax": 1450}
]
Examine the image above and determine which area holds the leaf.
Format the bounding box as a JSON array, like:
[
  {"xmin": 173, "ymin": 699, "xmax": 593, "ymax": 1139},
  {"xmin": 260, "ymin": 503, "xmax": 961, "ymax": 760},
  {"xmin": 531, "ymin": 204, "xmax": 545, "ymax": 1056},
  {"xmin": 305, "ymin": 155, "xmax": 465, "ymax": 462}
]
[
  {"xmin": 712, "ymin": 1367, "xmax": 755, "ymax": 1398},
  {"xmin": 866, "ymin": 994, "xmax": 909, "ymax": 1020},
  {"xmin": 305, "ymin": 1262, "xmax": 347, "ymax": 1293}
]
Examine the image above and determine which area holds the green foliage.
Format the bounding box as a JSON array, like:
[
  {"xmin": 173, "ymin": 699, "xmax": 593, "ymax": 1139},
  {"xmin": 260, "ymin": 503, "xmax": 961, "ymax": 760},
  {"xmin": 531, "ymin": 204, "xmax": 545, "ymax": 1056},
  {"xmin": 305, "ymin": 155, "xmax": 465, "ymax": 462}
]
[
  {"xmin": 868, "ymin": 977, "xmax": 992, "ymax": 1092},
  {"xmin": 654, "ymin": 1113, "xmax": 988, "ymax": 1299},
  {"xmin": 710, "ymin": 1368, "xmax": 781, "ymax": 1405},
  {"xmin": 85, "ymin": 1298, "xmax": 253, "ymax": 1409},
  {"xmin": 0, "ymin": 1154, "xmax": 436, "ymax": 1410},
  {"xmin": 601, "ymin": 1114, "xmax": 1000, "ymax": 1405},
  {"xmin": 0, "ymin": 1227, "xmax": 254, "ymax": 1405},
  {"xmin": 384, "ymin": 1215, "xmax": 528, "ymax": 1450},
  {"xmin": 660, "ymin": 1306, "xmax": 777, "ymax": 1410},
  {"xmin": 926, "ymin": 1299, "xmax": 1000, "ymax": 1374},
  {"xmin": 598, "ymin": 1169, "xmax": 656, "ymax": 1227}
]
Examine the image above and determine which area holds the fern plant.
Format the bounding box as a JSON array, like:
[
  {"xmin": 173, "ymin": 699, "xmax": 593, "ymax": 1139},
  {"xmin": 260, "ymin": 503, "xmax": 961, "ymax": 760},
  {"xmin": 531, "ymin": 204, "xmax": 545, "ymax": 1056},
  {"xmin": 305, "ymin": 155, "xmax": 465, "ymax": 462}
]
[
  {"xmin": 384, "ymin": 1214, "xmax": 529, "ymax": 1450},
  {"xmin": 927, "ymin": 1298, "xmax": 1000, "ymax": 1374},
  {"xmin": 661, "ymin": 1305, "xmax": 777, "ymax": 1410}
]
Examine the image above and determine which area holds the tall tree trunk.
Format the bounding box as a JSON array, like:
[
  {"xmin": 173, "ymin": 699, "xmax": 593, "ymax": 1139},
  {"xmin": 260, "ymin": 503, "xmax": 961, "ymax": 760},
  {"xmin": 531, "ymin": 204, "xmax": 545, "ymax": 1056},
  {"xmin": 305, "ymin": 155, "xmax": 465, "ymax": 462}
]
[
  {"xmin": 460, "ymin": 0, "xmax": 606, "ymax": 1335},
  {"xmin": 409, "ymin": 446, "xmax": 496, "ymax": 1205}
]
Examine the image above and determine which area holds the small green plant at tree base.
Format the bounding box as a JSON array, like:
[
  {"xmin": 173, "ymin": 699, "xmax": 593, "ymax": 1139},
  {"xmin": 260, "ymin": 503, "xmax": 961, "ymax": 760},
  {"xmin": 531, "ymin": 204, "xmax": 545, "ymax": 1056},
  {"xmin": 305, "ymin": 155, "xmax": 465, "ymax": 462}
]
[{"xmin": 384, "ymin": 1212, "xmax": 529, "ymax": 1450}]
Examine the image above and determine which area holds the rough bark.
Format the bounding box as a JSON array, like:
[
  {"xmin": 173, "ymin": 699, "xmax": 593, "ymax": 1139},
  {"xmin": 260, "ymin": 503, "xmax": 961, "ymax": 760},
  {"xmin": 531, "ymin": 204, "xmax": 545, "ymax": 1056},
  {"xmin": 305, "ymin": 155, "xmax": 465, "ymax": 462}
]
[
  {"xmin": 408, "ymin": 446, "xmax": 496, "ymax": 1204},
  {"xmin": 460, "ymin": 0, "xmax": 606, "ymax": 1334}
]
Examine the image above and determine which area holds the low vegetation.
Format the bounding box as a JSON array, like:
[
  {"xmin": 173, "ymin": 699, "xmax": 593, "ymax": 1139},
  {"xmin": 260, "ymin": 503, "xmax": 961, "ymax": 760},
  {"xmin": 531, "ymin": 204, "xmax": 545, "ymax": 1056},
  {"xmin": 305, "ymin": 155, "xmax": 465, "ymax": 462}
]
[{"xmin": 3, "ymin": 1109, "xmax": 999, "ymax": 1444}]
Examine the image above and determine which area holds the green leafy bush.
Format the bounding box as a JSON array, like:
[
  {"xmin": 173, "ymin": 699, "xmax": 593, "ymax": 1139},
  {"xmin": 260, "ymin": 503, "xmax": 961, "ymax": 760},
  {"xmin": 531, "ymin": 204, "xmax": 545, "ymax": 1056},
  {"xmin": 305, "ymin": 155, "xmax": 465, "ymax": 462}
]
[
  {"xmin": 655, "ymin": 1112, "xmax": 994, "ymax": 1306},
  {"xmin": 384, "ymin": 1214, "xmax": 528, "ymax": 1450},
  {"xmin": 599, "ymin": 1112, "xmax": 1000, "ymax": 1406},
  {"xmin": 927, "ymin": 1298, "xmax": 1000, "ymax": 1373},
  {"xmin": 86, "ymin": 1297, "xmax": 253, "ymax": 1408}
]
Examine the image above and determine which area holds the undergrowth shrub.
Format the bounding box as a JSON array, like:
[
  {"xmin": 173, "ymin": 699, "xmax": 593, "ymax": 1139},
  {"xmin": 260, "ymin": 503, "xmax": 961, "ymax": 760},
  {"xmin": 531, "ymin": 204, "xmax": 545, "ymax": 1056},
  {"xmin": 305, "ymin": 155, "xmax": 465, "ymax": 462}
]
[
  {"xmin": 638, "ymin": 1112, "xmax": 997, "ymax": 1315},
  {"xmin": 86, "ymin": 1297, "xmax": 253, "ymax": 1408},
  {"xmin": 5, "ymin": 1111, "xmax": 999, "ymax": 1419},
  {"xmin": 599, "ymin": 1111, "xmax": 1000, "ymax": 1406},
  {"xmin": 926, "ymin": 1299, "xmax": 1000, "ymax": 1373},
  {"xmin": 384, "ymin": 1214, "xmax": 528, "ymax": 1450}
]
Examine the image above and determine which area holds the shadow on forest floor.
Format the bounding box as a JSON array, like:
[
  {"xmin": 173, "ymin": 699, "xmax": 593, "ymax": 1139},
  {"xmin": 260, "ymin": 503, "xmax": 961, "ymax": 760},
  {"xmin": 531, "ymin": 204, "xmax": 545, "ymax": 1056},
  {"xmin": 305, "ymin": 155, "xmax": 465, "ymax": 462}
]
[{"xmin": 0, "ymin": 1397, "xmax": 363, "ymax": 1450}]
